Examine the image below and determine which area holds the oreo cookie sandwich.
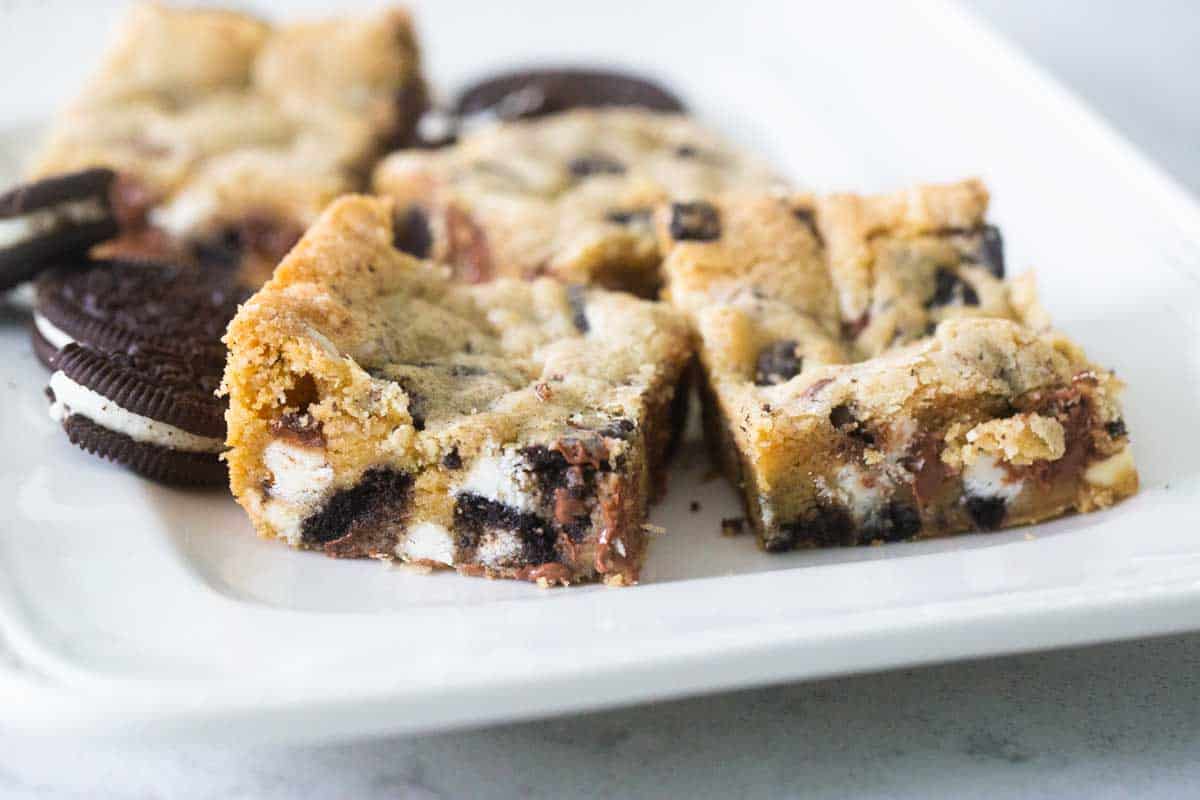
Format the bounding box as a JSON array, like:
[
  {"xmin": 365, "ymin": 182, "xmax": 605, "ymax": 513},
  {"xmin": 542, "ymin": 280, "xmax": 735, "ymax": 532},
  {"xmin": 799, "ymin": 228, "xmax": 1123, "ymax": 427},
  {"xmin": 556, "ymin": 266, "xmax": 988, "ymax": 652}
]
[
  {"xmin": 0, "ymin": 168, "xmax": 119, "ymax": 292},
  {"xmin": 32, "ymin": 258, "xmax": 250, "ymax": 369},
  {"xmin": 48, "ymin": 343, "xmax": 227, "ymax": 486},
  {"xmin": 413, "ymin": 67, "xmax": 686, "ymax": 147}
]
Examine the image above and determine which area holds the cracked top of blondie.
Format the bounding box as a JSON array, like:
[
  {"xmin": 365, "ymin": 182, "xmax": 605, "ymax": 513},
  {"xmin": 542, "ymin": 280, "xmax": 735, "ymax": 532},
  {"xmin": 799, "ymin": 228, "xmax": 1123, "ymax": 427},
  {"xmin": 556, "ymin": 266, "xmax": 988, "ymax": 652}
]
[
  {"xmin": 373, "ymin": 108, "xmax": 780, "ymax": 293},
  {"xmin": 223, "ymin": 194, "xmax": 693, "ymax": 508}
]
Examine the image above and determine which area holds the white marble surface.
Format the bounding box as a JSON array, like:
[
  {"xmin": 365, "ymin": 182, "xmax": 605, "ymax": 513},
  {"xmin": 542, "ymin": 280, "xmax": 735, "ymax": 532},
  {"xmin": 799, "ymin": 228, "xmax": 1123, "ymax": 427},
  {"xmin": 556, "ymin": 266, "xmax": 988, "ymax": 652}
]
[{"xmin": 3, "ymin": 1, "xmax": 1200, "ymax": 797}]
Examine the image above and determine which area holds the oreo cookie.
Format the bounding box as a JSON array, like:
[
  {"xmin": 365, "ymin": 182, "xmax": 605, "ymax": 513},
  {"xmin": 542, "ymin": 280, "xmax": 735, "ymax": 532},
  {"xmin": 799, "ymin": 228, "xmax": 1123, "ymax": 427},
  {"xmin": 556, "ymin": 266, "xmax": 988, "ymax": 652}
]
[
  {"xmin": 0, "ymin": 169, "xmax": 119, "ymax": 292},
  {"xmin": 456, "ymin": 68, "xmax": 685, "ymax": 120},
  {"xmin": 413, "ymin": 68, "xmax": 685, "ymax": 147},
  {"xmin": 32, "ymin": 258, "xmax": 250, "ymax": 369},
  {"xmin": 47, "ymin": 343, "xmax": 227, "ymax": 486}
]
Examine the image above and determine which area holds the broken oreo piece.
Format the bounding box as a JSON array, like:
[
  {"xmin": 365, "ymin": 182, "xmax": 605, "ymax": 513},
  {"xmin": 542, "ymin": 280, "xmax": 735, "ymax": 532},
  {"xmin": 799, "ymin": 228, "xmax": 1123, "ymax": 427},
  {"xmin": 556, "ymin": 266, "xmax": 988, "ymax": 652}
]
[
  {"xmin": 754, "ymin": 340, "xmax": 802, "ymax": 386},
  {"xmin": 568, "ymin": 154, "xmax": 626, "ymax": 178},
  {"xmin": 32, "ymin": 258, "xmax": 250, "ymax": 369},
  {"xmin": 927, "ymin": 267, "xmax": 980, "ymax": 308},
  {"xmin": 47, "ymin": 343, "xmax": 227, "ymax": 486},
  {"xmin": 455, "ymin": 67, "xmax": 684, "ymax": 123},
  {"xmin": 668, "ymin": 201, "xmax": 721, "ymax": 242},
  {"xmin": 0, "ymin": 169, "xmax": 119, "ymax": 292},
  {"xmin": 393, "ymin": 206, "xmax": 433, "ymax": 258}
]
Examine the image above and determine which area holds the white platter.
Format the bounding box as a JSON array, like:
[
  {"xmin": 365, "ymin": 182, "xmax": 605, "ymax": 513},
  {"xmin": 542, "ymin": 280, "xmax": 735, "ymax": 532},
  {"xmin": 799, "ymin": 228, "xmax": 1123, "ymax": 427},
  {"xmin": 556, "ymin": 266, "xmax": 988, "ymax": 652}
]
[{"xmin": 2, "ymin": 0, "xmax": 1199, "ymax": 744}]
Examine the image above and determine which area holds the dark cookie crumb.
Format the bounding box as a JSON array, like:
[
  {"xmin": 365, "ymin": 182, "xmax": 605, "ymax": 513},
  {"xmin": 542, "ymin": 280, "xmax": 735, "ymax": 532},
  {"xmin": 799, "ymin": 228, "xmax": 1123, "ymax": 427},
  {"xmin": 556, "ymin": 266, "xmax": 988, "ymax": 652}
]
[
  {"xmin": 865, "ymin": 502, "xmax": 922, "ymax": 543},
  {"xmin": 928, "ymin": 267, "xmax": 980, "ymax": 308},
  {"xmin": 689, "ymin": 500, "xmax": 701, "ymax": 512},
  {"xmin": 829, "ymin": 404, "xmax": 875, "ymax": 446},
  {"xmin": 567, "ymin": 284, "xmax": 589, "ymax": 333},
  {"xmin": 568, "ymin": 154, "xmax": 625, "ymax": 178},
  {"xmin": 442, "ymin": 448, "xmax": 463, "ymax": 470},
  {"xmin": 841, "ymin": 313, "xmax": 871, "ymax": 340},
  {"xmin": 792, "ymin": 207, "xmax": 823, "ymax": 245},
  {"xmin": 393, "ymin": 206, "xmax": 433, "ymax": 258},
  {"xmin": 605, "ymin": 208, "xmax": 652, "ymax": 226},
  {"xmin": 300, "ymin": 468, "xmax": 412, "ymax": 547},
  {"xmin": 785, "ymin": 505, "xmax": 855, "ymax": 548},
  {"xmin": 669, "ymin": 201, "xmax": 721, "ymax": 242},
  {"xmin": 721, "ymin": 517, "xmax": 745, "ymax": 537},
  {"xmin": 754, "ymin": 340, "xmax": 802, "ymax": 386},
  {"xmin": 966, "ymin": 225, "xmax": 1005, "ymax": 278},
  {"xmin": 270, "ymin": 411, "xmax": 324, "ymax": 448},
  {"xmin": 599, "ymin": 418, "xmax": 636, "ymax": 439},
  {"xmin": 964, "ymin": 495, "xmax": 1007, "ymax": 530},
  {"xmin": 455, "ymin": 493, "xmax": 558, "ymax": 564}
]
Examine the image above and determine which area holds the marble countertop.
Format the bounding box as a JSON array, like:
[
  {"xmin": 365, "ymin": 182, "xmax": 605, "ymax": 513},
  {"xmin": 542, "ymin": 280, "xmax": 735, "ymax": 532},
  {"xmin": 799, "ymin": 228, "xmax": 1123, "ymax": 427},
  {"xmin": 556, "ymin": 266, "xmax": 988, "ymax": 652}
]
[{"xmin": 3, "ymin": 2, "xmax": 1199, "ymax": 797}]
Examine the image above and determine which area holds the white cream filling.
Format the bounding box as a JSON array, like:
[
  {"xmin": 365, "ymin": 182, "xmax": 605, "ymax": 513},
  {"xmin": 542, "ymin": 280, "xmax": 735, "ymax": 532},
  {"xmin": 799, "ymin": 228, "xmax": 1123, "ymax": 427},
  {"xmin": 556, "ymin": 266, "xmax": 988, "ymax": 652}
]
[
  {"xmin": 0, "ymin": 198, "xmax": 108, "ymax": 248},
  {"xmin": 33, "ymin": 311, "xmax": 75, "ymax": 349},
  {"xmin": 475, "ymin": 530, "xmax": 524, "ymax": 568},
  {"xmin": 397, "ymin": 521, "xmax": 455, "ymax": 565},
  {"xmin": 833, "ymin": 464, "xmax": 888, "ymax": 523},
  {"xmin": 149, "ymin": 189, "xmax": 216, "ymax": 237},
  {"xmin": 456, "ymin": 451, "xmax": 538, "ymax": 512},
  {"xmin": 263, "ymin": 440, "xmax": 333, "ymax": 507},
  {"xmin": 261, "ymin": 439, "xmax": 335, "ymax": 545},
  {"xmin": 48, "ymin": 371, "xmax": 224, "ymax": 453},
  {"xmin": 962, "ymin": 453, "xmax": 1024, "ymax": 502},
  {"xmin": 263, "ymin": 500, "xmax": 306, "ymax": 546}
]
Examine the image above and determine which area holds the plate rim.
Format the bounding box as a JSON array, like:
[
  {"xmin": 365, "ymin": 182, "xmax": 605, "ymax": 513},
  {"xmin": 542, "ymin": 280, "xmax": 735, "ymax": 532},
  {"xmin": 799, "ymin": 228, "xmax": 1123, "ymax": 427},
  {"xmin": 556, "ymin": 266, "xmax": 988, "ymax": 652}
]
[{"xmin": 3, "ymin": 0, "xmax": 1200, "ymax": 743}]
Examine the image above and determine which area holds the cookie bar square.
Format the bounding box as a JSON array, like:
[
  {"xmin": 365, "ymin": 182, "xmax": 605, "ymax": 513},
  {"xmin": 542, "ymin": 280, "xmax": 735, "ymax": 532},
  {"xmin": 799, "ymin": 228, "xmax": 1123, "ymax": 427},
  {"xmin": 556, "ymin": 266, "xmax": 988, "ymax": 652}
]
[
  {"xmin": 29, "ymin": 3, "xmax": 427, "ymax": 280},
  {"xmin": 373, "ymin": 108, "xmax": 779, "ymax": 295},
  {"xmin": 659, "ymin": 181, "xmax": 1137, "ymax": 551},
  {"xmin": 223, "ymin": 195, "xmax": 693, "ymax": 585}
]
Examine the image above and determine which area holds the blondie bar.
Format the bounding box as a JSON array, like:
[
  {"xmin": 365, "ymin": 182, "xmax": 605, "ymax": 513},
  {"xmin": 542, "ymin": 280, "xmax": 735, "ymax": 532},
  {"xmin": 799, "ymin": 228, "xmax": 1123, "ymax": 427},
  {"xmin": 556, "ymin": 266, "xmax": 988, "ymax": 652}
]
[
  {"xmin": 223, "ymin": 195, "xmax": 692, "ymax": 584},
  {"xmin": 30, "ymin": 3, "xmax": 426, "ymax": 281},
  {"xmin": 659, "ymin": 181, "xmax": 1137, "ymax": 551},
  {"xmin": 373, "ymin": 108, "xmax": 779, "ymax": 295}
]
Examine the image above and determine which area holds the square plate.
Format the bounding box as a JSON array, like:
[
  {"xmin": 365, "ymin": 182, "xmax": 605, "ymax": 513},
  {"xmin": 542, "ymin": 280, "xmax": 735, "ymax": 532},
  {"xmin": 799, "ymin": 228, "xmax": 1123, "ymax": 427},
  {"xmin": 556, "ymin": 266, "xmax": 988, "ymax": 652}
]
[{"xmin": 2, "ymin": 0, "xmax": 1198, "ymax": 744}]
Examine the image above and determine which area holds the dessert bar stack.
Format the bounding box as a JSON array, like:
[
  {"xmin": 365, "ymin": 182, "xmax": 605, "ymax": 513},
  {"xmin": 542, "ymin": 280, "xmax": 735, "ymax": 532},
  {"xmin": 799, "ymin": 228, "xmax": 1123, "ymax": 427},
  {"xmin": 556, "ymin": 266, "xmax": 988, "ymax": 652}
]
[{"xmin": 3, "ymin": 1, "xmax": 1140, "ymax": 585}]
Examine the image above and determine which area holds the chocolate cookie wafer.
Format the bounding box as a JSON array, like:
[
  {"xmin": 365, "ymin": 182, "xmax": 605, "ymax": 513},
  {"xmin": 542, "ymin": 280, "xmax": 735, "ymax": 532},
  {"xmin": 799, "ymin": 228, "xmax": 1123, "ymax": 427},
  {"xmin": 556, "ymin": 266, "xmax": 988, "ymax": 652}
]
[
  {"xmin": 0, "ymin": 169, "xmax": 118, "ymax": 292},
  {"xmin": 32, "ymin": 258, "xmax": 250, "ymax": 369},
  {"xmin": 413, "ymin": 67, "xmax": 686, "ymax": 147},
  {"xmin": 47, "ymin": 343, "xmax": 227, "ymax": 486},
  {"xmin": 457, "ymin": 67, "xmax": 684, "ymax": 120}
]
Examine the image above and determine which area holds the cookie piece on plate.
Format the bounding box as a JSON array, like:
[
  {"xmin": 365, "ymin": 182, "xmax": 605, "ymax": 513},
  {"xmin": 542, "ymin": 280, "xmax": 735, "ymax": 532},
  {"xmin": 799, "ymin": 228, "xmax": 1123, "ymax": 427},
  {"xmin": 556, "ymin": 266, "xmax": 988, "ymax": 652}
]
[
  {"xmin": 223, "ymin": 195, "xmax": 693, "ymax": 585},
  {"xmin": 32, "ymin": 259, "xmax": 251, "ymax": 369},
  {"xmin": 0, "ymin": 169, "xmax": 118, "ymax": 292},
  {"xmin": 26, "ymin": 3, "xmax": 427, "ymax": 279},
  {"xmin": 658, "ymin": 180, "xmax": 1137, "ymax": 551},
  {"xmin": 47, "ymin": 343, "xmax": 227, "ymax": 486},
  {"xmin": 374, "ymin": 108, "xmax": 780, "ymax": 295}
]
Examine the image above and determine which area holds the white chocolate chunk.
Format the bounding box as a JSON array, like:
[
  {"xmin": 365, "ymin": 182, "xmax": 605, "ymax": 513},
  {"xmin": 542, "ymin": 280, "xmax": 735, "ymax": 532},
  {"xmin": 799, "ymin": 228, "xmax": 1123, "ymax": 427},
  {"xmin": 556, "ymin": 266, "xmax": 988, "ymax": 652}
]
[
  {"xmin": 1084, "ymin": 446, "xmax": 1135, "ymax": 488},
  {"xmin": 456, "ymin": 450, "xmax": 537, "ymax": 511},
  {"xmin": 397, "ymin": 521, "xmax": 455, "ymax": 565},
  {"xmin": 962, "ymin": 453, "xmax": 1023, "ymax": 502}
]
